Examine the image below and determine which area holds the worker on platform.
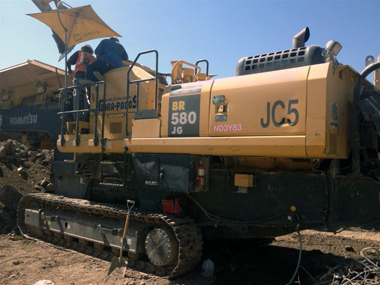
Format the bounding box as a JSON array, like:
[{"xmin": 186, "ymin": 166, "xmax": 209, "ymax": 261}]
[
  {"xmin": 86, "ymin": 37, "xmax": 128, "ymax": 82},
  {"xmin": 67, "ymin": 44, "xmax": 96, "ymax": 82},
  {"xmin": 67, "ymin": 44, "xmax": 96, "ymax": 122}
]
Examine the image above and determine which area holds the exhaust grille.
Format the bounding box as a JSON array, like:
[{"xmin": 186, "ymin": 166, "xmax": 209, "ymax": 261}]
[{"xmin": 236, "ymin": 45, "xmax": 325, "ymax": 76}]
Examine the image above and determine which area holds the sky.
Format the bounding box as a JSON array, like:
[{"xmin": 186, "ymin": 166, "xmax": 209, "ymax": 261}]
[{"xmin": 0, "ymin": 0, "xmax": 379, "ymax": 81}]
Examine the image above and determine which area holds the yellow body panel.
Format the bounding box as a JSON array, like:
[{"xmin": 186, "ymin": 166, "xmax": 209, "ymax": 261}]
[
  {"xmin": 209, "ymin": 66, "xmax": 308, "ymax": 136},
  {"xmin": 58, "ymin": 62, "xmax": 360, "ymax": 160},
  {"xmin": 128, "ymin": 136, "xmax": 305, "ymax": 157},
  {"xmin": 88, "ymin": 65, "xmax": 159, "ymax": 139},
  {"xmin": 132, "ymin": 118, "xmax": 161, "ymax": 138},
  {"xmin": 59, "ymin": 135, "xmax": 306, "ymax": 157},
  {"xmin": 306, "ymin": 64, "xmax": 354, "ymax": 158}
]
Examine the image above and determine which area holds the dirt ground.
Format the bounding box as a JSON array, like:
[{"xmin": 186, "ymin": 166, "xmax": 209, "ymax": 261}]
[
  {"xmin": 0, "ymin": 228, "xmax": 379, "ymax": 285},
  {"xmin": 0, "ymin": 135, "xmax": 379, "ymax": 284}
]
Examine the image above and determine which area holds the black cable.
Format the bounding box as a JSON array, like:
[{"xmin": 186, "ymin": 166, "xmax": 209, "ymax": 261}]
[{"xmin": 186, "ymin": 193, "xmax": 295, "ymax": 226}]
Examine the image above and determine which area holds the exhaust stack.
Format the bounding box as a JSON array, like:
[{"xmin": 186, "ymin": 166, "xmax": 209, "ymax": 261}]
[{"xmin": 293, "ymin": 27, "xmax": 310, "ymax": 49}]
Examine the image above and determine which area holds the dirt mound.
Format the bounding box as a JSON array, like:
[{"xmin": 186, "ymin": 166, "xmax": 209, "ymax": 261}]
[
  {"xmin": 0, "ymin": 137, "xmax": 53, "ymax": 194},
  {"xmin": 0, "ymin": 135, "xmax": 53, "ymax": 234}
]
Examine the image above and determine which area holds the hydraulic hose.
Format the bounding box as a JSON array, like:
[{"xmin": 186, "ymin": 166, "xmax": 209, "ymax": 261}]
[
  {"xmin": 287, "ymin": 229, "xmax": 303, "ymax": 284},
  {"xmin": 352, "ymin": 61, "xmax": 380, "ymax": 175}
]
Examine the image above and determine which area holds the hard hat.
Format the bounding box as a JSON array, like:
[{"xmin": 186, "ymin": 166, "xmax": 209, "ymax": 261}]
[{"xmin": 81, "ymin": 44, "xmax": 93, "ymax": 54}]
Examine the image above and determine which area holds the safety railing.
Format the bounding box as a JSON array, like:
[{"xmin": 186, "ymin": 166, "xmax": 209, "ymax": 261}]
[
  {"xmin": 58, "ymin": 81, "xmax": 106, "ymax": 147},
  {"xmin": 126, "ymin": 50, "xmax": 159, "ymax": 135},
  {"xmin": 195, "ymin": 59, "xmax": 209, "ymax": 77}
]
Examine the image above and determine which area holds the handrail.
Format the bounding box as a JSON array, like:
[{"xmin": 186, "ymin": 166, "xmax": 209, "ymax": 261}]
[
  {"xmin": 100, "ymin": 82, "xmax": 107, "ymax": 149},
  {"xmin": 195, "ymin": 59, "xmax": 209, "ymax": 77},
  {"xmin": 126, "ymin": 50, "xmax": 159, "ymax": 135},
  {"xmin": 171, "ymin": 60, "xmax": 201, "ymax": 83},
  {"xmin": 59, "ymin": 87, "xmax": 67, "ymax": 146},
  {"xmin": 58, "ymin": 81, "xmax": 106, "ymax": 147}
]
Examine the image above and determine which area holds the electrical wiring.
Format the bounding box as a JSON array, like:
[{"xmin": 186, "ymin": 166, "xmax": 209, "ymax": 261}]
[{"xmin": 186, "ymin": 193, "xmax": 297, "ymax": 226}]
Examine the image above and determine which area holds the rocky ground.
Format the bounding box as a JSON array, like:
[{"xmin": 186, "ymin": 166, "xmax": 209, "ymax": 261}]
[
  {"xmin": 0, "ymin": 136, "xmax": 53, "ymax": 235},
  {"xmin": 0, "ymin": 134, "xmax": 379, "ymax": 284}
]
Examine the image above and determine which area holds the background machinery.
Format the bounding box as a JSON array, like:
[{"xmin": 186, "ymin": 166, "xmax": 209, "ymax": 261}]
[
  {"xmin": 0, "ymin": 60, "xmax": 66, "ymax": 153},
  {"xmin": 16, "ymin": 27, "xmax": 380, "ymax": 277}
]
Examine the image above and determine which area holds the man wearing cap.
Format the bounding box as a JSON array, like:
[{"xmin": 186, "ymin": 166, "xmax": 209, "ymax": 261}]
[{"xmin": 86, "ymin": 37, "xmax": 128, "ymax": 82}]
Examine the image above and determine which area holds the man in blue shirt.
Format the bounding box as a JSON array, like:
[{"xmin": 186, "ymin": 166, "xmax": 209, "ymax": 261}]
[{"xmin": 86, "ymin": 37, "xmax": 128, "ymax": 82}]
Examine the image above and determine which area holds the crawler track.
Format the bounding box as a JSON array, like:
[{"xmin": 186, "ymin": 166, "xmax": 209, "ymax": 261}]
[{"xmin": 17, "ymin": 193, "xmax": 203, "ymax": 278}]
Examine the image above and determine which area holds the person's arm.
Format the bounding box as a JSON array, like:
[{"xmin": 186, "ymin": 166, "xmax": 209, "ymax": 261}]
[{"xmin": 67, "ymin": 51, "xmax": 79, "ymax": 73}]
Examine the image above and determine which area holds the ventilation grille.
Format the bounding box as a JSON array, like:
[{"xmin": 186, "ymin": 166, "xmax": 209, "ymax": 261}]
[{"xmin": 236, "ymin": 45, "xmax": 325, "ymax": 76}]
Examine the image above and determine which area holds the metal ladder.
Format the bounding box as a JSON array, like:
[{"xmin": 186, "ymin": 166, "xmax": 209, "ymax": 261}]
[
  {"xmin": 99, "ymin": 50, "xmax": 159, "ymax": 185},
  {"xmin": 99, "ymin": 147, "xmax": 128, "ymax": 187},
  {"xmin": 97, "ymin": 80, "xmax": 127, "ymax": 187}
]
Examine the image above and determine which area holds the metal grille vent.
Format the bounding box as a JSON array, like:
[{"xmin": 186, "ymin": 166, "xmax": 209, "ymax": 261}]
[{"xmin": 236, "ymin": 45, "xmax": 325, "ymax": 76}]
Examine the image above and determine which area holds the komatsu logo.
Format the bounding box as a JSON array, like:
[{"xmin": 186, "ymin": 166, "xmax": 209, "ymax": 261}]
[{"xmin": 9, "ymin": 113, "xmax": 38, "ymax": 126}]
